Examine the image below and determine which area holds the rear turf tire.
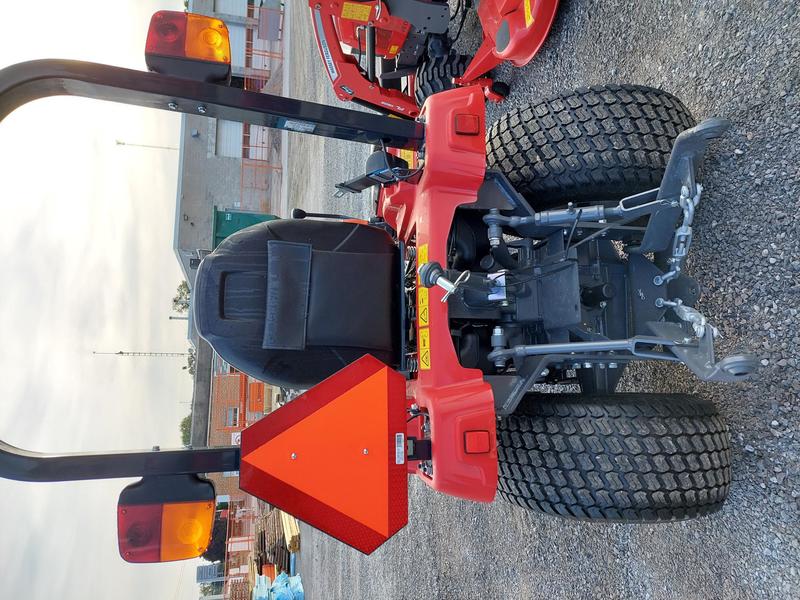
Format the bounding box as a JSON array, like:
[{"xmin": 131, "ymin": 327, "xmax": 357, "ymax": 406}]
[
  {"xmin": 497, "ymin": 393, "xmax": 731, "ymax": 522},
  {"xmin": 486, "ymin": 84, "xmax": 696, "ymax": 207},
  {"xmin": 415, "ymin": 53, "xmax": 469, "ymax": 106}
]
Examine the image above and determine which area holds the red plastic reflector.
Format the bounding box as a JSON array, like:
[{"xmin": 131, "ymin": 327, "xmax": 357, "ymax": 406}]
[
  {"xmin": 464, "ymin": 430, "xmax": 491, "ymax": 454},
  {"xmin": 240, "ymin": 355, "xmax": 408, "ymax": 554},
  {"xmin": 117, "ymin": 503, "xmax": 163, "ymax": 563},
  {"xmin": 454, "ymin": 113, "xmax": 481, "ymax": 136},
  {"xmin": 145, "ymin": 11, "xmax": 188, "ymax": 59}
]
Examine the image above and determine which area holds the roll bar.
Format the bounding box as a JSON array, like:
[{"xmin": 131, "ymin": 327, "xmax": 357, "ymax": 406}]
[
  {"xmin": 0, "ymin": 58, "xmax": 425, "ymax": 483},
  {"xmin": 0, "ymin": 59, "xmax": 424, "ymax": 149},
  {"xmin": 0, "ymin": 440, "xmax": 240, "ymax": 483}
]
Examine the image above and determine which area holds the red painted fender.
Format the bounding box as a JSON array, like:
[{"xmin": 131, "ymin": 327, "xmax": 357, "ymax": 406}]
[
  {"xmin": 462, "ymin": 0, "xmax": 560, "ymax": 82},
  {"xmin": 380, "ymin": 87, "xmax": 498, "ymax": 503}
]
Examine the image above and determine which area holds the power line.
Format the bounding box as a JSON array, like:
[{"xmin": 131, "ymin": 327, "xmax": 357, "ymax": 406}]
[
  {"xmin": 170, "ymin": 562, "xmax": 186, "ymax": 600},
  {"xmin": 115, "ymin": 139, "xmax": 179, "ymax": 151},
  {"xmin": 92, "ymin": 350, "xmax": 190, "ymax": 358}
]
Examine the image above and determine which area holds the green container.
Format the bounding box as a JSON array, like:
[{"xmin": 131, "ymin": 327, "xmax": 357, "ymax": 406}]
[{"xmin": 212, "ymin": 208, "xmax": 279, "ymax": 249}]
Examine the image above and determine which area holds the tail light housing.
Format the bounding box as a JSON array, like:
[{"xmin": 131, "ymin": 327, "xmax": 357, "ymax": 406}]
[
  {"xmin": 145, "ymin": 11, "xmax": 231, "ymax": 83},
  {"xmin": 117, "ymin": 474, "xmax": 216, "ymax": 563}
]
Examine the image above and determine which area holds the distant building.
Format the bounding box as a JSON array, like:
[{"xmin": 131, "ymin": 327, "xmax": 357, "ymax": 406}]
[
  {"xmin": 206, "ymin": 354, "xmax": 282, "ymax": 501},
  {"xmin": 201, "ymin": 358, "xmax": 283, "ymax": 600},
  {"xmin": 175, "ymin": 0, "xmax": 284, "ymax": 287},
  {"xmin": 197, "ymin": 562, "xmax": 225, "ymax": 584},
  {"xmin": 180, "ymin": 0, "xmax": 285, "ymax": 459}
]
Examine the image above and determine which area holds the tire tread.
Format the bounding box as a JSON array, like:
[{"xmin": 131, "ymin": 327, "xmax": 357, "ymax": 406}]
[
  {"xmin": 486, "ymin": 84, "xmax": 696, "ymax": 205},
  {"xmin": 497, "ymin": 393, "xmax": 731, "ymax": 522},
  {"xmin": 415, "ymin": 53, "xmax": 469, "ymax": 106}
]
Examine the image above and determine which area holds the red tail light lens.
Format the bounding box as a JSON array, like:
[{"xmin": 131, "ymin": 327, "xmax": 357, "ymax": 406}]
[
  {"xmin": 117, "ymin": 504, "xmax": 163, "ymax": 563},
  {"xmin": 145, "ymin": 11, "xmax": 187, "ymax": 58}
]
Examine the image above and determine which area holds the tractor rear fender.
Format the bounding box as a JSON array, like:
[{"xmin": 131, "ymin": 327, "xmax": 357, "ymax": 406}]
[
  {"xmin": 462, "ymin": 0, "xmax": 560, "ymax": 82},
  {"xmin": 331, "ymin": 1, "xmax": 413, "ymax": 56},
  {"xmin": 380, "ymin": 87, "xmax": 498, "ymax": 502}
]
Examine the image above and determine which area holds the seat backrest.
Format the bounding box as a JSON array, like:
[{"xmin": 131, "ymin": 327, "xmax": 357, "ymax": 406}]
[{"xmin": 193, "ymin": 219, "xmax": 399, "ymax": 388}]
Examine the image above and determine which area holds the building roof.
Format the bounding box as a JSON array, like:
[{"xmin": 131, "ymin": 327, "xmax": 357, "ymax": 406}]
[{"xmin": 173, "ymin": 114, "xmax": 190, "ymax": 284}]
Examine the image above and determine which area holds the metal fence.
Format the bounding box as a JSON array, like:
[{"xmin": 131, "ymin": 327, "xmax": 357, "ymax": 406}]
[
  {"xmin": 222, "ymin": 497, "xmax": 259, "ymax": 600},
  {"xmin": 240, "ymin": 3, "xmax": 285, "ymax": 215}
]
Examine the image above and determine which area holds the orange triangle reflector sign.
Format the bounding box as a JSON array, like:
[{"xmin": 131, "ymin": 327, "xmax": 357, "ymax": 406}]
[{"xmin": 239, "ymin": 355, "xmax": 408, "ymax": 554}]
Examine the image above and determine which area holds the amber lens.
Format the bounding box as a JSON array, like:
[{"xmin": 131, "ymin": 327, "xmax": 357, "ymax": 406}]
[
  {"xmin": 160, "ymin": 501, "xmax": 215, "ymax": 561},
  {"xmin": 185, "ymin": 14, "xmax": 231, "ymax": 63}
]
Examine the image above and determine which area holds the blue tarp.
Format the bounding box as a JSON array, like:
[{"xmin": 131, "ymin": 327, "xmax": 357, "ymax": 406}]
[
  {"xmin": 252, "ymin": 574, "xmax": 271, "ymax": 600},
  {"xmin": 252, "ymin": 573, "xmax": 304, "ymax": 600}
]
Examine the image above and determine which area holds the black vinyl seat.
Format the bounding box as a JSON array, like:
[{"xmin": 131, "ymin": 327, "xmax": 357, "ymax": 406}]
[{"xmin": 193, "ymin": 219, "xmax": 399, "ymax": 388}]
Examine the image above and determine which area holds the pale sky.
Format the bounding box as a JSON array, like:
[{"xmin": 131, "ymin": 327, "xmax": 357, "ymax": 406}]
[{"xmin": 0, "ymin": 2, "xmax": 203, "ymax": 598}]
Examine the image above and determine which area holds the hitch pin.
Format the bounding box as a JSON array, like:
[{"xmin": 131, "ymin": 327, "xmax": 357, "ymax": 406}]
[
  {"xmin": 656, "ymin": 297, "xmax": 719, "ymax": 339},
  {"xmin": 418, "ymin": 261, "xmax": 471, "ymax": 302},
  {"xmin": 439, "ymin": 271, "xmax": 470, "ymax": 302}
]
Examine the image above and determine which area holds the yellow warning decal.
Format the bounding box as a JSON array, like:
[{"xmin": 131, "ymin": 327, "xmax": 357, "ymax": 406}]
[
  {"xmin": 388, "ymin": 44, "xmax": 399, "ymax": 55},
  {"xmin": 416, "ymin": 244, "xmax": 430, "ymax": 325},
  {"xmin": 399, "ymin": 149, "xmax": 415, "ymax": 168},
  {"xmin": 419, "ymin": 327, "xmax": 430, "ymax": 350},
  {"xmin": 417, "ymin": 287, "xmax": 429, "ymax": 326},
  {"xmin": 417, "ymin": 244, "xmax": 428, "ymax": 266},
  {"xmin": 524, "ymin": 0, "xmax": 534, "ymax": 27},
  {"xmin": 417, "ymin": 243, "xmax": 431, "ymax": 370},
  {"xmin": 420, "ymin": 348, "xmax": 431, "ymax": 370},
  {"xmin": 341, "ymin": 2, "xmax": 372, "ymax": 22}
]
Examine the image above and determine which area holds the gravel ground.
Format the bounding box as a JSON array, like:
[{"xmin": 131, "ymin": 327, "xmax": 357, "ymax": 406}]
[
  {"xmin": 286, "ymin": 1, "xmax": 800, "ymax": 598},
  {"xmin": 282, "ymin": 4, "xmax": 373, "ymax": 221}
]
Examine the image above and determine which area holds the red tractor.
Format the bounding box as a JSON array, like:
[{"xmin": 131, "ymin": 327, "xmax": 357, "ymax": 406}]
[
  {"xmin": 0, "ymin": 11, "xmax": 756, "ymax": 560},
  {"xmin": 309, "ymin": 0, "xmax": 560, "ymax": 117}
]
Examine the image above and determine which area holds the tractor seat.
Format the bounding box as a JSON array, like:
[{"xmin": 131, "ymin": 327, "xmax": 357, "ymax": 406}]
[{"xmin": 193, "ymin": 219, "xmax": 399, "ymax": 389}]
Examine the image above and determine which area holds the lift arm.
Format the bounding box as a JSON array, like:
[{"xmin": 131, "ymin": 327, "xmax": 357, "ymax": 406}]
[{"xmin": 308, "ymin": 2, "xmax": 421, "ymax": 118}]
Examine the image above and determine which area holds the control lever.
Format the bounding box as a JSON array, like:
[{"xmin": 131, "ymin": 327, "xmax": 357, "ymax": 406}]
[
  {"xmin": 291, "ymin": 208, "xmax": 355, "ymax": 220},
  {"xmin": 334, "ymin": 150, "xmax": 412, "ymax": 196}
]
